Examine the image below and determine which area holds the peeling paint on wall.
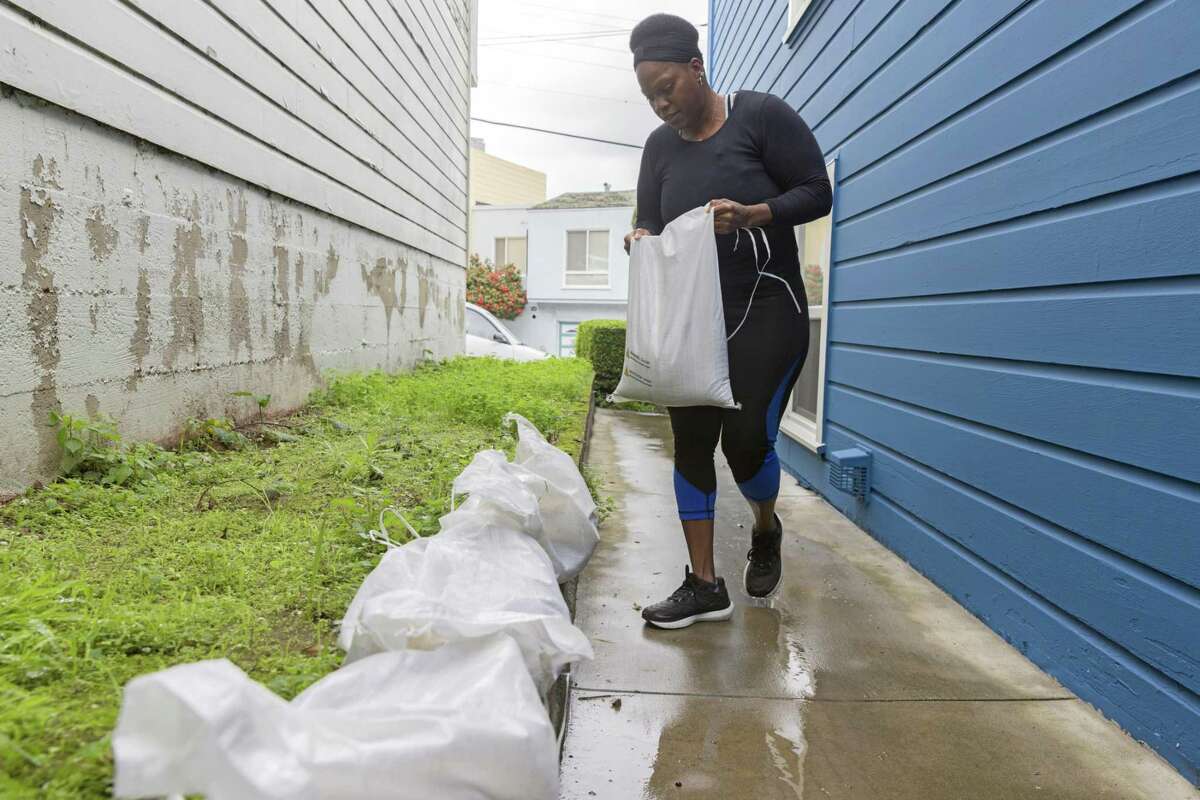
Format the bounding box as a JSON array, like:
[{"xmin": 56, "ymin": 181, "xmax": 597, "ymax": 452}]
[
  {"xmin": 417, "ymin": 265, "xmax": 432, "ymax": 328},
  {"xmin": 360, "ymin": 257, "xmax": 408, "ymax": 333},
  {"xmin": 21, "ymin": 159, "xmax": 63, "ymax": 474},
  {"xmin": 127, "ymin": 266, "xmax": 152, "ymax": 389},
  {"xmin": 317, "ymin": 245, "xmax": 340, "ymax": 296},
  {"xmin": 272, "ymin": 244, "xmax": 292, "ymax": 359},
  {"xmin": 136, "ymin": 214, "xmax": 151, "ymax": 253},
  {"xmin": 85, "ymin": 204, "xmax": 118, "ymax": 261},
  {"xmin": 163, "ymin": 197, "xmax": 205, "ymax": 368},
  {"xmin": 227, "ymin": 190, "xmax": 252, "ymax": 359}
]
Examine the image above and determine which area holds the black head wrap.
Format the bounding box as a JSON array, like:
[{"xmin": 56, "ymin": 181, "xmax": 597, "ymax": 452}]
[{"xmin": 630, "ymin": 14, "xmax": 703, "ymax": 68}]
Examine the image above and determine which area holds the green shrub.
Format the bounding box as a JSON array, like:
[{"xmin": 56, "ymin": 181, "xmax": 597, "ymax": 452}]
[{"xmin": 576, "ymin": 319, "xmax": 626, "ymax": 395}]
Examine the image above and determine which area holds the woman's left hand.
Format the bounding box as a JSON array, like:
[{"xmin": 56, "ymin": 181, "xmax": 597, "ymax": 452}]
[{"xmin": 708, "ymin": 199, "xmax": 771, "ymax": 234}]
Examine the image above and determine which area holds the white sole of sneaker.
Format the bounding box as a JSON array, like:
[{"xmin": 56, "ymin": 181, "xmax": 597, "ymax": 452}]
[
  {"xmin": 645, "ymin": 604, "xmax": 734, "ymax": 630},
  {"xmin": 743, "ymin": 560, "xmax": 781, "ymax": 600}
]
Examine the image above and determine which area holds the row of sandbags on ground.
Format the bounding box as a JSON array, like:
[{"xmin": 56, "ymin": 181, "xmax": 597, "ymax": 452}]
[{"xmin": 112, "ymin": 414, "xmax": 599, "ymax": 800}]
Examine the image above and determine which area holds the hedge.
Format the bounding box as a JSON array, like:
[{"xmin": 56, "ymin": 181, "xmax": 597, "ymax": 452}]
[{"xmin": 576, "ymin": 319, "xmax": 626, "ymax": 395}]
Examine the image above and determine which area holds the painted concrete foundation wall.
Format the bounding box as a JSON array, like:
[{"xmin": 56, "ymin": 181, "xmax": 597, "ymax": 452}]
[{"xmin": 0, "ymin": 87, "xmax": 465, "ymax": 498}]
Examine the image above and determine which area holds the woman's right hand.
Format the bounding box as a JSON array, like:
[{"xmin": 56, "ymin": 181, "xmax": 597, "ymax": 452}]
[{"xmin": 624, "ymin": 228, "xmax": 650, "ymax": 254}]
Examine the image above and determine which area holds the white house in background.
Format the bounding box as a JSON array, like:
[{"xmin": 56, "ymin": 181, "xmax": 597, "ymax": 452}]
[
  {"xmin": 472, "ymin": 204, "xmax": 532, "ymax": 276},
  {"xmin": 471, "ymin": 190, "xmax": 634, "ymax": 357}
]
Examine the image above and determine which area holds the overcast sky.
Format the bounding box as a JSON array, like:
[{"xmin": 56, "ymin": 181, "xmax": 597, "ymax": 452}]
[{"xmin": 470, "ymin": 0, "xmax": 709, "ymax": 198}]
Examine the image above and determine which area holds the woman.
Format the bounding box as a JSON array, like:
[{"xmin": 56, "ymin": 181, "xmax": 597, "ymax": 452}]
[{"xmin": 626, "ymin": 14, "xmax": 832, "ymax": 629}]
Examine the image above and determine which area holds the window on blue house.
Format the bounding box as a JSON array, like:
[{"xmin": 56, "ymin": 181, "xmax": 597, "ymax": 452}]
[
  {"xmin": 786, "ymin": 0, "xmax": 815, "ymax": 40},
  {"xmin": 781, "ymin": 158, "xmax": 835, "ymax": 452}
]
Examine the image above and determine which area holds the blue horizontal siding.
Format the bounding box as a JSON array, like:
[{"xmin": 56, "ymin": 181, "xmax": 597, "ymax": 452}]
[
  {"xmin": 797, "ymin": 0, "xmax": 950, "ymax": 128},
  {"xmin": 835, "ymin": 0, "xmax": 1200, "ymax": 222},
  {"xmin": 836, "ymin": 76, "xmax": 1200, "ymax": 259},
  {"xmin": 714, "ymin": 0, "xmax": 1200, "ymax": 781},
  {"xmin": 828, "ymin": 345, "xmax": 1200, "ymax": 484},
  {"xmin": 832, "ymin": 174, "xmax": 1200, "ymax": 301},
  {"xmin": 779, "ymin": 0, "xmax": 905, "ymax": 112},
  {"xmin": 828, "ymin": 280, "xmax": 1200, "ymax": 378},
  {"xmin": 820, "ymin": 0, "xmax": 1143, "ymax": 177},
  {"xmin": 824, "ymin": 384, "xmax": 1200, "ymax": 593}
]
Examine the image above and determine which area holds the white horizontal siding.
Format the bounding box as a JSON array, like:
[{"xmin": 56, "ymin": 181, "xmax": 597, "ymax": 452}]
[{"xmin": 0, "ymin": 0, "xmax": 470, "ymax": 264}]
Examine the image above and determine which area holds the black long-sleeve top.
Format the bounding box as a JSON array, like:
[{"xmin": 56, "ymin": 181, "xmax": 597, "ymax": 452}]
[{"xmin": 635, "ymin": 90, "xmax": 832, "ymax": 310}]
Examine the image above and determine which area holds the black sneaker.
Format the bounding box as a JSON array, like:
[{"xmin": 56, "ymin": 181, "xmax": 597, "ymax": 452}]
[
  {"xmin": 641, "ymin": 567, "xmax": 734, "ymax": 630},
  {"xmin": 744, "ymin": 514, "xmax": 783, "ymax": 598}
]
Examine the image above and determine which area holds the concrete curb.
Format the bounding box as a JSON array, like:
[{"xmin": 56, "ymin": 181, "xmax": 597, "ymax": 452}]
[{"xmin": 550, "ymin": 386, "xmax": 597, "ymax": 757}]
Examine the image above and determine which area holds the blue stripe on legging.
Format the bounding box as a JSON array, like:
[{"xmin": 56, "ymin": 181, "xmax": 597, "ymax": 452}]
[
  {"xmin": 737, "ymin": 355, "xmax": 804, "ymax": 503},
  {"xmin": 674, "ymin": 468, "xmax": 716, "ymax": 521}
]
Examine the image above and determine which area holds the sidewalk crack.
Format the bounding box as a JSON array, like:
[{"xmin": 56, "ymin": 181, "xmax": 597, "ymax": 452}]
[{"xmin": 570, "ymin": 686, "xmax": 1077, "ymax": 703}]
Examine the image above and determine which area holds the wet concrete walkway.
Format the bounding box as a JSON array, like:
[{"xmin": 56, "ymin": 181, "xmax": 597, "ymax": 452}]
[{"xmin": 560, "ymin": 410, "xmax": 1197, "ymax": 800}]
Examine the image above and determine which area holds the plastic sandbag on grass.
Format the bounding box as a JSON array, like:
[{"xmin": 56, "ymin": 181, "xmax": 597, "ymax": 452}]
[
  {"xmin": 338, "ymin": 509, "xmax": 592, "ymax": 691},
  {"xmin": 451, "ymin": 414, "xmax": 598, "ymax": 580},
  {"xmin": 505, "ymin": 412, "xmax": 597, "ymax": 526},
  {"xmin": 113, "ymin": 635, "xmax": 558, "ymax": 800}
]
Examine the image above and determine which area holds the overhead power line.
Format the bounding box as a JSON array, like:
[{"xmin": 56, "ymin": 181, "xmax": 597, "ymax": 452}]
[
  {"xmin": 471, "ymin": 117, "xmax": 642, "ymax": 149},
  {"xmin": 477, "ymin": 81, "xmax": 643, "ymax": 105},
  {"xmin": 486, "ymin": 45, "xmax": 631, "ymax": 71},
  {"xmin": 481, "ymin": 39, "xmax": 628, "ymax": 55},
  {"xmin": 482, "ymin": 28, "xmax": 634, "ymax": 44},
  {"xmin": 482, "ymin": 22, "xmax": 707, "ymax": 46},
  {"xmin": 502, "ymin": 0, "xmax": 643, "ymax": 26}
]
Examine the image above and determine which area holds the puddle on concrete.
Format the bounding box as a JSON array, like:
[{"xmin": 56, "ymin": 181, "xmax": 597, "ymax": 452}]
[{"xmin": 561, "ymin": 692, "xmax": 809, "ymax": 800}]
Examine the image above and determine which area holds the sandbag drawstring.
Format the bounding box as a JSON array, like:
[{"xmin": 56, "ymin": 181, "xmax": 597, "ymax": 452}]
[{"xmin": 726, "ymin": 227, "xmax": 804, "ymax": 341}]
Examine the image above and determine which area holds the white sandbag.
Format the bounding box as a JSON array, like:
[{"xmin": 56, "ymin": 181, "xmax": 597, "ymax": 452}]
[
  {"xmin": 113, "ymin": 636, "xmax": 559, "ymax": 800},
  {"xmin": 451, "ymin": 418, "xmax": 598, "ymax": 581},
  {"xmin": 506, "ymin": 412, "xmax": 597, "ymax": 525},
  {"xmin": 612, "ymin": 205, "xmax": 738, "ymax": 408},
  {"xmin": 451, "ymin": 450, "xmax": 547, "ymax": 536},
  {"xmin": 338, "ymin": 510, "xmax": 592, "ymax": 691}
]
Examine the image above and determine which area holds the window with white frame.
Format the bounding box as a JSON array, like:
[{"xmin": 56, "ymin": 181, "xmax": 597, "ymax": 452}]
[
  {"xmin": 785, "ymin": 0, "xmax": 815, "ymax": 41},
  {"xmin": 780, "ymin": 158, "xmax": 836, "ymax": 452},
  {"xmin": 494, "ymin": 236, "xmax": 527, "ymax": 273},
  {"xmin": 564, "ymin": 230, "xmax": 609, "ymax": 288}
]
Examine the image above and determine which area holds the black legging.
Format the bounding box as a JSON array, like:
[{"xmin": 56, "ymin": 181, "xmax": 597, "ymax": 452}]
[{"xmin": 668, "ymin": 286, "xmax": 809, "ymax": 520}]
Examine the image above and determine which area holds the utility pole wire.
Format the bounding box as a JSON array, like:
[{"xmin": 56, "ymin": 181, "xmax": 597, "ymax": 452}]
[
  {"xmin": 485, "ymin": 45, "xmax": 631, "ymax": 71},
  {"xmin": 480, "ymin": 39, "xmax": 628, "ymax": 55},
  {"xmin": 482, "ymin": 22, "xmax": 707, "ymax": 45},
  {"xmin": 470, "ymin": 117, "xmax": 642, "ymax": 149},
  {"xmin": 481, "ymin": 27, "xmax": 633, "ymax": 44},
  {"xmin": 499, "ymin": 0, "xmax": 643, "ymax": 27},
  {"xmin": 477, "ymin": 81, "xmax": 643, "ymax": 105}
]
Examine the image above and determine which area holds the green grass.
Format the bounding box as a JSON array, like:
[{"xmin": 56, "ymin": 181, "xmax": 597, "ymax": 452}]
[{"xmin": 0, "ymin": 357, "xmax": 593, "ymax": 798}]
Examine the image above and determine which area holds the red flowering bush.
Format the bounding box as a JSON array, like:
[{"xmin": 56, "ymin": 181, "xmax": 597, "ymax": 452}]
[{"xmin": 467, "ymin": 254, "xmax": 527, "ymax": 320}]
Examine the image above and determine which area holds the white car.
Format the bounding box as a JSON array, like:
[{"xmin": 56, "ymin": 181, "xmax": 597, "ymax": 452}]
[{"xmin": 465, "ymin": 303, "xmax": 548, "ymax": 361}]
